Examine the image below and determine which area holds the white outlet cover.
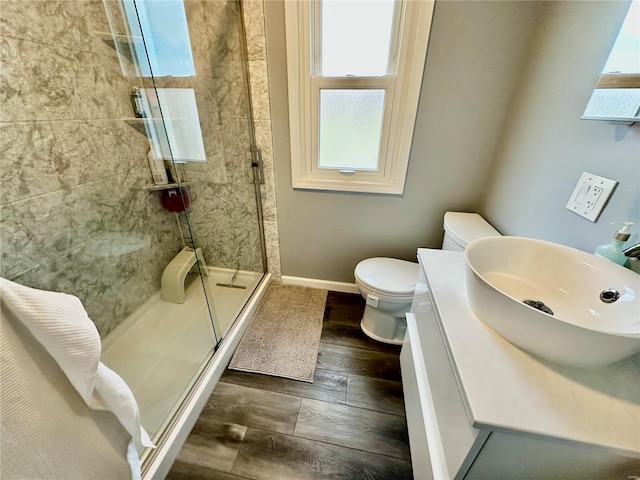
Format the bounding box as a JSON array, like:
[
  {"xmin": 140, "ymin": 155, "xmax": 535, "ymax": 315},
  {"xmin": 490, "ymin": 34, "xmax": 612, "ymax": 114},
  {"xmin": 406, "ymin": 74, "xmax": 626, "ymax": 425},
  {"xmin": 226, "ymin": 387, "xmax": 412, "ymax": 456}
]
[{"xmin": 566, "ymin": 172, "xmax": 618, "ymax": 222}]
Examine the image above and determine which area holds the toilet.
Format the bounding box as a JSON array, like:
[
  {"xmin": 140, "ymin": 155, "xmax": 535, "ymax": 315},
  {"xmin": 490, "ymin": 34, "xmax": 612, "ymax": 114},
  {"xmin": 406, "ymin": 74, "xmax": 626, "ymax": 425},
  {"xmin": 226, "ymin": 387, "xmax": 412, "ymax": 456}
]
[{"xmin": 354, "ymin": 211, "xmax": 501, "ymax": 344}]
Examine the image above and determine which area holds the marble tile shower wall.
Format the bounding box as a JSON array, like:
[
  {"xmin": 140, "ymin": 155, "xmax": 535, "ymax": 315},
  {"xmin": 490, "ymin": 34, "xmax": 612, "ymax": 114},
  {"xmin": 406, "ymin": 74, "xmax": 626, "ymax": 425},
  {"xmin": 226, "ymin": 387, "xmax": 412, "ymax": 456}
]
[
  {"xmin": 0, "ymin": 0, "xmax": 280, "ymax": 336},
  {"xmin": 0, "ymin": 1, "xmax": 183, "ymax": 336}
]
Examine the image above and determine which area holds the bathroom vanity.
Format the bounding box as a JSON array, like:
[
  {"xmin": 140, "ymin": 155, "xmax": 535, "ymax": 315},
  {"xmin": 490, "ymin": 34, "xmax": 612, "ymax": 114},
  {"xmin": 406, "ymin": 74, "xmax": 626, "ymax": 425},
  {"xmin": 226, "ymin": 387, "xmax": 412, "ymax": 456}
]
[{"xmin": 401, "ymin": 249, "xmax": 640, "ymax": 479}]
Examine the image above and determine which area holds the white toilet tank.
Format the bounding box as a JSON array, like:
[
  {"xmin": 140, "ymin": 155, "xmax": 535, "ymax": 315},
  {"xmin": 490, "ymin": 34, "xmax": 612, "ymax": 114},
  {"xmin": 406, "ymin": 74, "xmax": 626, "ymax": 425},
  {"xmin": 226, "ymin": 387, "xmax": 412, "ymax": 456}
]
[{"xmin": 442, "ymin": 212, "xmax": 501, "ymax": 251}]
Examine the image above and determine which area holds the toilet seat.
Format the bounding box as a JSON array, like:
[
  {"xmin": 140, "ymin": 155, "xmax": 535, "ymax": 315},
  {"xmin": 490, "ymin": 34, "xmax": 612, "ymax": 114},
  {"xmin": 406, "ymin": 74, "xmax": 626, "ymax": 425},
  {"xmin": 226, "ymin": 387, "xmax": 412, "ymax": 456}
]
[
  {"xmin": 353, "ymin": 212, "xmax": 500, "ymax": 345},
  {"xmin": 354, "ymin": 258, "xmax": 419, "ymax": 296}
]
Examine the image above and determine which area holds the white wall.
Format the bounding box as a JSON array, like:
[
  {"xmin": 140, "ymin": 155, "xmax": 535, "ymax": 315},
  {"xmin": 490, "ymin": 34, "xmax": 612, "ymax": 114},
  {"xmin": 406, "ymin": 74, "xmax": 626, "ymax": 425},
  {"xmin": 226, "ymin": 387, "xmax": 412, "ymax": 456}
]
[
  {"xmin": 480, "ymin": 1, "xmax": 640, "ymax": 252},
  {"xmin": 265, "ymin": 0, "xmax": 541, "ymax": 283}
]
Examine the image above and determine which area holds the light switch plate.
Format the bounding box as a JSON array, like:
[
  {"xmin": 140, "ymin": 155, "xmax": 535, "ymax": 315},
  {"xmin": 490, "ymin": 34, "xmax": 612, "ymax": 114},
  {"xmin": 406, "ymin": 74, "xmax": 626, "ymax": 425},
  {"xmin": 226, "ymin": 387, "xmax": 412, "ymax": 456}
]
[{"xmin": 566, "ymin": 172, "xmax": 618, "ymax": 222}]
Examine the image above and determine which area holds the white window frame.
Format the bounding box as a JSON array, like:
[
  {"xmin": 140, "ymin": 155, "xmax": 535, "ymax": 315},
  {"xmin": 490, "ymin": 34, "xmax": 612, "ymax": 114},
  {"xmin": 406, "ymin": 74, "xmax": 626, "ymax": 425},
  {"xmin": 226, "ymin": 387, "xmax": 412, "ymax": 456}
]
[{"xmin": 285, "ymin": 0, "xmax": 434, "ymax": 195}]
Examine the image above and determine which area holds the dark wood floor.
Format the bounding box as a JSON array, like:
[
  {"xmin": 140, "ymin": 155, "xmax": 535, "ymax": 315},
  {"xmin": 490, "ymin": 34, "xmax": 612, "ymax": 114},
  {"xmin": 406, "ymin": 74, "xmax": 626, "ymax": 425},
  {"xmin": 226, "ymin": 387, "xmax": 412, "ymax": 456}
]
[{"xmin": 166, "ymin": 291, "xmax": 413, "ymax": 480}]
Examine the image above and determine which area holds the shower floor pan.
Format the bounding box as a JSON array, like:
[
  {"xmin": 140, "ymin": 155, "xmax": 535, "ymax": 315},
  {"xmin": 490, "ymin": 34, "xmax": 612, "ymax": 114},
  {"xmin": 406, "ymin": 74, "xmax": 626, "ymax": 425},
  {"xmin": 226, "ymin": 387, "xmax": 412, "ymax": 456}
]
[{"xmin": 101, "ymin": 267, "xmax": 262, "ymax": 443}]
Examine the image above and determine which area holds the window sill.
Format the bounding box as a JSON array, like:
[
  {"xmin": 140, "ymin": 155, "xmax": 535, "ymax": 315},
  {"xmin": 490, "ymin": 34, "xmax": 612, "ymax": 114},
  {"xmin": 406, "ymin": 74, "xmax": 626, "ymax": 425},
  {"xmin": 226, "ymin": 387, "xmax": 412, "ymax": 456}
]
[{"xmin": 292, "ymin": 175, "xmax": 405, "ymax": 195}]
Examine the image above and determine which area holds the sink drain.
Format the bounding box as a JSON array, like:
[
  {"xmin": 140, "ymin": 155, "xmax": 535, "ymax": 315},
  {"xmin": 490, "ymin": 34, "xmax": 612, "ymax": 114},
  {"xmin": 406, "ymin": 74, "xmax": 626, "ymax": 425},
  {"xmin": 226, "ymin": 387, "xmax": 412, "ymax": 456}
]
[
  {"xmin": 523, "ymin": 300, "xmax": 554, "ymax": 315},
  {"xmin": 599, "ymin": 288, "xmax": 620, "ymax": 304}
]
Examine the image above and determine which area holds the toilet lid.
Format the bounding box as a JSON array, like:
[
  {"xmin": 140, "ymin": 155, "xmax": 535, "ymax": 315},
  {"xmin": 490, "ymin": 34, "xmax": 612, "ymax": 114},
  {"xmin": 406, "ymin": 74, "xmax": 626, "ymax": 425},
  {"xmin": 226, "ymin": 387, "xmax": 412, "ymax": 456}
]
[{"xmin": 354, "ymin": 258, "xmax": 419, "ymax": 295}]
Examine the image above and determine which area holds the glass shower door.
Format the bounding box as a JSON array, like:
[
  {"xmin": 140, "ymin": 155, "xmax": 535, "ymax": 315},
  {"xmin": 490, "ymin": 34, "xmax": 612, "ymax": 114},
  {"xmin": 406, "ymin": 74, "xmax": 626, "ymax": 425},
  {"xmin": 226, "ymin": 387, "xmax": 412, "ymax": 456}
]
[
  {"xmin": 101, "ymin": 0, "xmax": 267, "ymax": 448},
  {"xmin": 99, "ymin": 0, "xmax": 221, "ymax": 446},
  {"xmin": 122, "ymin": 0, "xmax": 267, "ymax": 338}
]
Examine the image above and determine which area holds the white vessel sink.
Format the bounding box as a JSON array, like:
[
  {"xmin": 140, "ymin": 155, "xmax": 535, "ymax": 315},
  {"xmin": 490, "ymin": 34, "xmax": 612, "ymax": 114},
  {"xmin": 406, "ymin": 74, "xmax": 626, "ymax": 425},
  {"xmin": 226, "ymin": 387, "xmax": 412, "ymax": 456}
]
[{"xmin": 464, "ymin": 236, "xmax": 640, "ymax": 369}]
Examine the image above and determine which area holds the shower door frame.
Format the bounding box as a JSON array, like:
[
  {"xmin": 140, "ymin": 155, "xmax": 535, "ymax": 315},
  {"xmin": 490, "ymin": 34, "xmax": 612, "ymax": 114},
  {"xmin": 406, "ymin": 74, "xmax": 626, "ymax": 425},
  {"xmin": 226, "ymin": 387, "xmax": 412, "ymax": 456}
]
[
  {"xmin": 140, "ymin": 273, "xmax": 271, "ymax": 478},
  {"xmin": 127, "ymin": 0, "xmax": 270, "ymax": 473}
]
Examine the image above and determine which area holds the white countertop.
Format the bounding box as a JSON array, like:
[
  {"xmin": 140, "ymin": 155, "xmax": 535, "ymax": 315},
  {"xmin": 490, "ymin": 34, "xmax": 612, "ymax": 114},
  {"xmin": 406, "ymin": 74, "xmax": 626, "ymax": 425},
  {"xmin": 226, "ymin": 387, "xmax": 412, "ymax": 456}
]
[{"xmin": 417, "ymin": 248, "xmax": 640, "ymax": 457}]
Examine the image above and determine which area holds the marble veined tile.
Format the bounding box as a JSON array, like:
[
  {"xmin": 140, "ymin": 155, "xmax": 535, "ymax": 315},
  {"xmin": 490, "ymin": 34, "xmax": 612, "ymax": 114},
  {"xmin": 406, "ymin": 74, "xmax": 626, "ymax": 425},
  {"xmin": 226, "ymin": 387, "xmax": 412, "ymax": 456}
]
[
  {"xmin": 242, "ymin": 0, "xmax": 267, "ymax": 62},
  {"xmin": 260, "ymin": 168, "xmax": 278, "ymax": 222},
  {"xmin": 0, "ymin": 169, "xmax": 183, "ymax": 336},
  {"xmin": 253, "ymin": 118, "xmax": 273, "ymax": 159},
  {"xmin": 193, "ymin": 63, "xmax": 250, "ymax": 121},
  {"xmin": 0, "ymin": 119, "xmax": 149, "ymax": 205},
  {"xmin": 1, "ymin": 35, "xmax": 133, "ymax": 122},
  {"xmin": 247, "ymin": 60, "xmax": 271, "ymax": 122},
  {"xmin": 182, "ymin": 160, "xmax": 229, "ymax": 186},
  {"xmin": 0, "ymin": 1, "xmax": 110, "ymax": 54},
  {"xmin": 218, "ymin": 117, "xmax": 253, "ymax": 156},
  {"xmin": 179, "ymin": 181, "xmax": 263, "ymax": 273},
  {"xmin": 185, "ymin": 0, "xmax": 244, "ymax": 65},
  {"xmin": 263, "ymin": 218, "xmax": 282, "ymax": 279}
]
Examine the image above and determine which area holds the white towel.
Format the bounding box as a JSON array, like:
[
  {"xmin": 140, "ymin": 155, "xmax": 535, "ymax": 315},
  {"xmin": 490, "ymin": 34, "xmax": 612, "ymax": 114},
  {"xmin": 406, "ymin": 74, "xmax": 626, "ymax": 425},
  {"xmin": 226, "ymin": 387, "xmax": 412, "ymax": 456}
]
[{"xmin": 0, "ymin": 278, "xmax": 155, "ymax": 479}]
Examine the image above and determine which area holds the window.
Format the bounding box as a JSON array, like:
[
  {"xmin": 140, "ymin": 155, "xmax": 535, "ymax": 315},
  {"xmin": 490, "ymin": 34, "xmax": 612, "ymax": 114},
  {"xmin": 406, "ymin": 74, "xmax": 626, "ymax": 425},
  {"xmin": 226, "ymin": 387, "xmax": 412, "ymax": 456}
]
[
  {"xmin": 582, "ymin": 0, "xmax": 640, "ymax": 122},
  {"xmin": 285, "ymin": 0, "xmax": 435, "ymax": 194},
  {"xmin": 123, "ymin": 0, "xmax": 196, "ymax": 78}
]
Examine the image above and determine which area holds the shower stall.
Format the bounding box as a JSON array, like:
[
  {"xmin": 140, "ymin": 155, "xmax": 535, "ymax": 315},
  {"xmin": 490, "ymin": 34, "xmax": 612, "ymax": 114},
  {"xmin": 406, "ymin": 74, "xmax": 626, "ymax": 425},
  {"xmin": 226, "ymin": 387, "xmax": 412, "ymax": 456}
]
[{"xmin": 0, "ymin": 0, "xmax": 272, "ymax": 476}]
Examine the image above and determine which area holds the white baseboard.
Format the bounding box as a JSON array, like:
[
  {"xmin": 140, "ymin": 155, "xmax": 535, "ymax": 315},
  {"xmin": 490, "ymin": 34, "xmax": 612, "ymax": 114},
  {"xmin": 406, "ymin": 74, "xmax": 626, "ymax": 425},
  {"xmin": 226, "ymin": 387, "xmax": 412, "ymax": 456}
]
[{"xmin": 281, "ymin": 275, "xmax": 360, "ymax": 294}]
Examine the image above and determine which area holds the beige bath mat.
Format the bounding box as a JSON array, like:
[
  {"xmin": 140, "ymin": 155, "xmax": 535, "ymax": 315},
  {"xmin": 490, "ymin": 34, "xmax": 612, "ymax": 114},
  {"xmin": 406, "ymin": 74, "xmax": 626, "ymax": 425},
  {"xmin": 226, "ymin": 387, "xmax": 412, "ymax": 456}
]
[{"xmin": 228, "ymin": 284, "xmax": 327, "ymax": 383}]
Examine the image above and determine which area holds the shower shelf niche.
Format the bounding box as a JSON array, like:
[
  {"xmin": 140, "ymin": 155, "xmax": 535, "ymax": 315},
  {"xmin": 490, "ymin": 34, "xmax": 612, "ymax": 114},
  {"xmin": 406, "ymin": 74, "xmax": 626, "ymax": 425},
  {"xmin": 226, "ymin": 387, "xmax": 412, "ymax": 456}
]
[
  {"xmin": 94, "ymin": 30, "xmax": 141, "ymax": 46},
  {"xmin": 143, "ymin": 182, "xmax": 190, "ymax": 192},
  {"xmin": 128, "ymin": 116, "xmax": 189, "ymax": 192},
  {"xmin": 125, "ymin": 118, "xmax": 151, "ymax": 135},
  {"xmin": 124, "ymin": 118, "xmax": 170, "ymax": 136},
  {"xmin": 93, "ymin": 31, "xmax": 140, "ymax": 64}
]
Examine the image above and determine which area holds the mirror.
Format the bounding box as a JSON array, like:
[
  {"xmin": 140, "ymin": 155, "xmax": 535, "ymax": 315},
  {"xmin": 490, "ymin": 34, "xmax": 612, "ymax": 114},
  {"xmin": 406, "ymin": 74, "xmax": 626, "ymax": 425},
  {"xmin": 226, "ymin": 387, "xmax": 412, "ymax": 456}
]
[{"xmin": 582, "ymin": 0, "xmax": 639, "ymax": 123}]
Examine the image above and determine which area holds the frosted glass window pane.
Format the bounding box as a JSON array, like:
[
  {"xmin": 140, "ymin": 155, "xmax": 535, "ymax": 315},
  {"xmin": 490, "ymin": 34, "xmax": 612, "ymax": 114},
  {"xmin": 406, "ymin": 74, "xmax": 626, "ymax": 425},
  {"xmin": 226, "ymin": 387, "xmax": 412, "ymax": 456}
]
[
  {"xmin": 319, "ymin": 89, "xmax": 385, "ymax": 170},
  {"xmin": 320, "ymin": 0, "xmax": 396, "ymax": 76}
]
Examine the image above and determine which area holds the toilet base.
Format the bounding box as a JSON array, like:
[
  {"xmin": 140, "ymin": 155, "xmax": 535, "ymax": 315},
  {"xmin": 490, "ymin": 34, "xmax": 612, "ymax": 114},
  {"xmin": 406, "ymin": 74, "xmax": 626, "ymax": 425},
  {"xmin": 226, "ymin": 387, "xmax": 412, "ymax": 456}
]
[{"xmin": 360, "ymin": 305, "xmax": 407, "ymax": 345}]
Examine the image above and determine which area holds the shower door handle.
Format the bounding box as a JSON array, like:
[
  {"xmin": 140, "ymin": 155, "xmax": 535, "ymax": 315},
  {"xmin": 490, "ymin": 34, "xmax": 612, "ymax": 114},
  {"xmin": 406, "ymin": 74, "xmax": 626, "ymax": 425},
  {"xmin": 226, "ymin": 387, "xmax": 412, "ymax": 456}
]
[{"xmin": 251, "ymin": 147, "xmax": 265, "ymax": 185}]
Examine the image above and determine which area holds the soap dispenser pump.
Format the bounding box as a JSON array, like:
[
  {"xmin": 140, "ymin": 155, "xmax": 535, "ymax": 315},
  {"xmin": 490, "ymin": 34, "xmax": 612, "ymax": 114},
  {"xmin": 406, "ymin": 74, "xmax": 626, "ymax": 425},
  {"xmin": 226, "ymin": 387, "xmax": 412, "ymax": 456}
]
[{"xmin": 594, "ymin": 222, "xmax": 633, "ymax": 266}]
